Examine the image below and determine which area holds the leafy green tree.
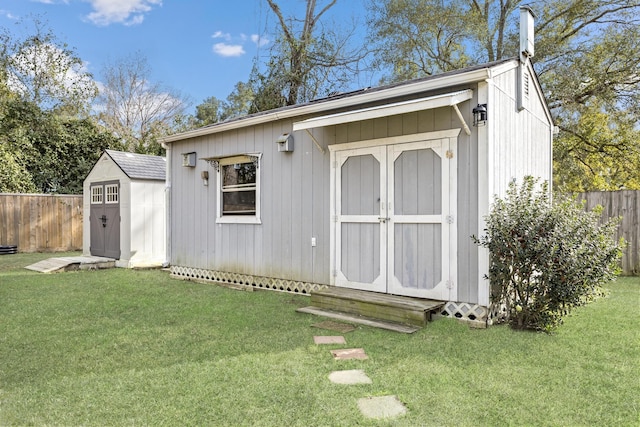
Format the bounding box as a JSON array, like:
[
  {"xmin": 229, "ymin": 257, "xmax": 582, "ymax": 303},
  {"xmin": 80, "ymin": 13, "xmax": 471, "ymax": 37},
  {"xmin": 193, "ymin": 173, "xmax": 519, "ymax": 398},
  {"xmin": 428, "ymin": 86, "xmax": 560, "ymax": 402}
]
[
  {"xmin": 366, "ymin": 0, "xmax": 640, "ymax": 191},
  {"xmin": 0, "ymin": 16, "xmax": 98, "ymax": 115},
  {"xmin": 0, "ymin": 143, "xmax": 37, "ymax": 193},
  {"xmin": 0, "ymin": 97, "xmax": 118, "ymax": 194},
  {"xmin": 194, "ymin": 96, "xmax": 223, "ymax": 126},
  {"xmin": 223, "ymin": 81, "xmax": 256, "ymax": 119},
  {"xmin": 554, "ymin": 103, "xmax": 640, "ymax": 192}
]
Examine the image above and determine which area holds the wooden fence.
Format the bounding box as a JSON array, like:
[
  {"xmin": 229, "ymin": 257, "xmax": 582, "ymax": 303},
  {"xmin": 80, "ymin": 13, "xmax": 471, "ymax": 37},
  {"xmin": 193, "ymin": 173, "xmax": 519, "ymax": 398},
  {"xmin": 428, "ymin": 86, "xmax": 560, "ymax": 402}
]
[
  {"xmin": 577, "ymin": 190, "xmax": 639, "ymax": 276},
  {"xmin": 0, "ymin": 193, "xmax": 83, "ymax": 253}
]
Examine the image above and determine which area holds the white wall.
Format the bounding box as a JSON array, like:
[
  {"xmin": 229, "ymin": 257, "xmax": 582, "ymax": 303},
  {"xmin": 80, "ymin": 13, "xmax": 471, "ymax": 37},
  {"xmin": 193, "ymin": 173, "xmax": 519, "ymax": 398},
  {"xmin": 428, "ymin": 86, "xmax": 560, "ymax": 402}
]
[{"xmin": 128, "ymin": 180, "xmax": 166, "ymax": 267}]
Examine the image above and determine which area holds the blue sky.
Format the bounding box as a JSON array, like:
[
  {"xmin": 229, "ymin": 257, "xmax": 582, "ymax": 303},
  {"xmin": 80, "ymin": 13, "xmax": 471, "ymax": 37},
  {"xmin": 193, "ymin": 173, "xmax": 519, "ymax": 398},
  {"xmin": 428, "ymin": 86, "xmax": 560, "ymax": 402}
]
[{"xmin": 1, "ymin": 0, "xmax": 369, "ymax": 113}]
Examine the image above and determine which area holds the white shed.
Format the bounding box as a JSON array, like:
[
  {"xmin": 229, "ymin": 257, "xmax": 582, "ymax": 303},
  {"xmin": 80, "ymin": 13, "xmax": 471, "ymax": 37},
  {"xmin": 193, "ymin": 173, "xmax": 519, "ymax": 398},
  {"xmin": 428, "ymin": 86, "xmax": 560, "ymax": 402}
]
[{"xmin": 83, "ymin": 150, "xmax": 166, "ymax": 268}]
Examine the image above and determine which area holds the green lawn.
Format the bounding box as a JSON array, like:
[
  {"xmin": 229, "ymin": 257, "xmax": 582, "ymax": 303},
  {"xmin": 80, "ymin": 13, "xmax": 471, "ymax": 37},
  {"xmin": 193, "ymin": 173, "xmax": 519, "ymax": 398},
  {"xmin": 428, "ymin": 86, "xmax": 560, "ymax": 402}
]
[{"xmin": 1, "ymin": 252, "xmax": 638, "ymax": 426}]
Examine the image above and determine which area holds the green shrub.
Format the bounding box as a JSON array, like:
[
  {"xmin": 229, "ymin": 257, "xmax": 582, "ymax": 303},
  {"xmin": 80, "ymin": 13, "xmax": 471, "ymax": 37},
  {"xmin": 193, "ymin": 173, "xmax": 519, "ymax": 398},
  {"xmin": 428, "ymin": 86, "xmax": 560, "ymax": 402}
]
[{"xmin": 474, "ymin": 176, "xmax": 623, "ymax": 332}]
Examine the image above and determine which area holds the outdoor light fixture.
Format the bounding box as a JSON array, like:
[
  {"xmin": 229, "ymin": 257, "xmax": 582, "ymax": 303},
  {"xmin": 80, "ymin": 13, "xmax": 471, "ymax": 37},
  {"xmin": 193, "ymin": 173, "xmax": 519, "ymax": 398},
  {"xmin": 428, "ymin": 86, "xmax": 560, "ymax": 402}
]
[
  {"xmin": 201, "ymin": 170, "xmax": 209, "ymax": 186},
  {"xmin": 472, "ymin": 104, "xmax": 488, "ymax": 126},
  {"xmin": 275, "ymin": 133, "xmax": 294, "ymax": 152}
]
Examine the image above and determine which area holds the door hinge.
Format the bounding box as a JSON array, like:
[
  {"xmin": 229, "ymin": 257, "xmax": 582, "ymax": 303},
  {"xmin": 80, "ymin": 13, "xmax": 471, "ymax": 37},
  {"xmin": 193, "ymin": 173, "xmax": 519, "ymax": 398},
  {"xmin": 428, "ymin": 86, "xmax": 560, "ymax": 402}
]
[
  {"xmin": 446, "ymin": 279, "xmax": 455, "ymax": 289},
  {"xmin": 446, "ymin": 215, "xmax": 455, "ymax": 224}
]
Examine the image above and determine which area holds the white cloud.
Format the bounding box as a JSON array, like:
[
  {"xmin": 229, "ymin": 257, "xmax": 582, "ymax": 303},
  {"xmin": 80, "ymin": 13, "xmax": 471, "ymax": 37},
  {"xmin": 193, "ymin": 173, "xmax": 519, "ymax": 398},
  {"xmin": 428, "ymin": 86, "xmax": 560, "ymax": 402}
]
[
  {"xmin": 84, "ymin": 0, "xmax": 162, "ymax": 26},
  {"xmin": 251, "ymin": 34, "xmax": 269, "ymax": 47},
  {"xmin": 210, "ymin": 30, "xmax": 269, "ymax": 58},
  {"xmin": 31, "ymin": 0, "xmax": 70, "ymax": 4},
  {"xmin": 212, "ymin": 43, "xmax": 245, "ymax": 57},
  {"xmin": 0, "ymin": 9, "xmax": 19, "ymax": 20},
  {"xmin": 211, "ymin": 31, "xmax": 231, "ymax": 41}
]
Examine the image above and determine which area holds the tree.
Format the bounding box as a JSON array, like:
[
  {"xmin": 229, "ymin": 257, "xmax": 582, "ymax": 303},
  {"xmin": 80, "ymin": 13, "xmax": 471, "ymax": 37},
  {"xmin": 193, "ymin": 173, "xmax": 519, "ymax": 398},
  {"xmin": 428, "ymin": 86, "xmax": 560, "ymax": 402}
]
[
  {"xmin": 194, "ymin": 96, "xmax": 223, "ymax": 127},
  {"xmin": 0, "ymin": 16, "xmax": 120, "ymax": 194},
  {"xmin": 0, "ymin": 16, "xmax": 97, "ymax": 115},
  {"xmin": 366, "ymin": 0, "xmax": 640, "ymax": 191},
  {"xmin": 0, "ymin": 96, "xmax": 118, "ymax": 194},
  {"xmin": 251, "ymin": 0, "xmax": 366, "ymax": 110},
  {"xmin": 97, "ymin": 52, "xmax": 191, "ymax": 154},
  {"xmin": 223, "ymin": 80, "xmax": 256, "ymax": 119}
]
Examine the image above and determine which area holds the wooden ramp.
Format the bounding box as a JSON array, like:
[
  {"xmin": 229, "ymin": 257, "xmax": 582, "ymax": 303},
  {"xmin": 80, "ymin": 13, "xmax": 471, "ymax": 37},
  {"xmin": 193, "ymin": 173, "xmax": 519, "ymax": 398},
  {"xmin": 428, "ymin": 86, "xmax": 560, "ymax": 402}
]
[
  {"xmin": 297, "ymin": 287, "xmax": 444, "ymax": 333},
  {"xmin": 25, "ymin": 256, "xmax": 116, "ymax": 273}
]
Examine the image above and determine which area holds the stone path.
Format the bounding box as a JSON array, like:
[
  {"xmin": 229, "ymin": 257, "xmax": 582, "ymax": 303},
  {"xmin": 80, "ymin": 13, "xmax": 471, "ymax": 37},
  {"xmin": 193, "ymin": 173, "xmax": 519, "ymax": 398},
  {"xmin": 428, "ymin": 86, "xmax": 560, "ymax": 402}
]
[{"xmin": 314, "ymin": 328, "xmax": 408, "ymax": 420}]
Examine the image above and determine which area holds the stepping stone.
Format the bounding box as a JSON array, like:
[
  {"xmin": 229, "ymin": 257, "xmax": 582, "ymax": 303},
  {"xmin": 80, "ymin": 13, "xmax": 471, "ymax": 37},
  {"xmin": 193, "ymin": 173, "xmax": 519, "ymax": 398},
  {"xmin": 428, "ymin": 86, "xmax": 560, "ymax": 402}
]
[
  {"xmin": 357, "ymin": 395, "xmax": 407, "ymax": 419},
  {"xmin": 314, "ymin": 336, "xmax": 346, "ymax": 345},
  {"xmin": 329, "ymin": 369, "xmax": 372, "ymax": 385},
  {"xmin": 312, "ymin": 320, "xmax": 356, "ymax": 333},
  {"xmin": 331, "ymin": 348, "xmax": 368, "ymax": 360}
]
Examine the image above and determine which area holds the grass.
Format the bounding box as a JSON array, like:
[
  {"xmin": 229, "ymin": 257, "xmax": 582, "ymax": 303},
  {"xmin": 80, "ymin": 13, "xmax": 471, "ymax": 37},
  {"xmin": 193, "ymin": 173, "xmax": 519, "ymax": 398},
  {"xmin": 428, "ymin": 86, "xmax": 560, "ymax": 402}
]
[{"xmin": 0, "ymin": 252, "xmax": 638, "ymax": 426}]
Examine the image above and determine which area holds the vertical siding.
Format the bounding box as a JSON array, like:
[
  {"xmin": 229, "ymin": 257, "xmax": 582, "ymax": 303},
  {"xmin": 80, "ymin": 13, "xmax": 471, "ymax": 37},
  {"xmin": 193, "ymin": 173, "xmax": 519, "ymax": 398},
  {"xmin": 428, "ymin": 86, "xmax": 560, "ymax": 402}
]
[
  {"xmin": 490, "ymin": 66, "xmax": 552, "ymax": 198},
  {"xmin": 170, "ymin": 120, "xmax": 331, "ymax": 284},
  {"xmin": 129, "ymin": 181, "xmax": 166, "ymax": 265}
]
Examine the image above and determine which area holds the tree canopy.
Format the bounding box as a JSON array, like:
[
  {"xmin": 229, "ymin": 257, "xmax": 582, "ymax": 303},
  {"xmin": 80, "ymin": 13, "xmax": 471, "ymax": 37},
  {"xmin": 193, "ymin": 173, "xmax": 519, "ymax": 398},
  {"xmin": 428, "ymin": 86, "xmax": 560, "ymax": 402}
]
[
  {"xmin": 366, "ymin": 0, "xmax": 640, "ymax": 191},
  {"xmin": 97, "ymin": 52, "xmax": 191, "ymax": 155},
  {"xmin": 0, "ymin": 17, "xmax": 117, "ymax": 194},
  {"xmin": 0, "ymin": 16, "xmax": 98, "ymax": 115},
  {"xmin": 2, "ymin": 3, "xmax": 638, "ymax": 193}
]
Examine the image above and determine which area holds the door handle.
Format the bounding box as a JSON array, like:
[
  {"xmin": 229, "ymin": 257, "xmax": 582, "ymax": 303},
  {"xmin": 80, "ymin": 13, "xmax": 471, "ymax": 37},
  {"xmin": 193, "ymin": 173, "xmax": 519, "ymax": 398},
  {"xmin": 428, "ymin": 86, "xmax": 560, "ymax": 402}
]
[{"xmin": 100, "ymin": 215, "xmax": 107, "ymax": 228}]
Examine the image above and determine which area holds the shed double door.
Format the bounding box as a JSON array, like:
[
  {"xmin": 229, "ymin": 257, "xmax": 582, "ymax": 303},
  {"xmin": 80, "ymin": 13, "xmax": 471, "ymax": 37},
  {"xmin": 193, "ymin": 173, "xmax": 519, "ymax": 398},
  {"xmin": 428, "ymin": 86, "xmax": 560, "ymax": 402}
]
[
  {"xmin": 90, "ymin": 181, "xmax": 121, "ymax": 259},
  {"xmin": 333, "ymin": 138, "xmax": 457, "ymax": 300}
]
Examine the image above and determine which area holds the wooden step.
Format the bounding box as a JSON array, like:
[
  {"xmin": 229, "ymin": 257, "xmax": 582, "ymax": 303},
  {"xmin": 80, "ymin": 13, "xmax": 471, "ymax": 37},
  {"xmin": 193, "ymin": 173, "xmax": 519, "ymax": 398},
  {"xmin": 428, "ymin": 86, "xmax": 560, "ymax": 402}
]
[
  {"xmin": 309, "ymin": 287, "xmax": 444, "ymax": 327},
  {"xmin": 297, "ymin": 306, "xmax": 421, "ymax": 333}
]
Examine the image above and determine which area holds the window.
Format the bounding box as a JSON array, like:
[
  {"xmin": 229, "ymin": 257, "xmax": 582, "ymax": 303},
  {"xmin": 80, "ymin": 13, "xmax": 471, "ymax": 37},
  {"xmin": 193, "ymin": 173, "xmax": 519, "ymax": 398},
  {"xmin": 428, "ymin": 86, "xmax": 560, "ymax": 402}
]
[
  {"xmin": 91, "ymin": 186, "xmax": 103, "ymax": 204},
  {"xmin": 216, "ymin": 154, "xmax": 261, "ymax": 224},
  {"xmin": 105, "ymin": 184, "xmax": 119, "ymax": 204}
]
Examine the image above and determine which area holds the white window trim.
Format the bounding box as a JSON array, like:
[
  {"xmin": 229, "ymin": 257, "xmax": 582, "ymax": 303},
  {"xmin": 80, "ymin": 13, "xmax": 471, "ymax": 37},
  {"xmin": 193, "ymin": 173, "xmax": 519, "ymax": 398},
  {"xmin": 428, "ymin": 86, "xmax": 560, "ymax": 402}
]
[
  {"xmin": 105, "ymin": 183, "xmax": 119, "ymax": 204},
  {"xmin": 90, "ymin": 186, "xmax": 103, "ymax": 204},
  {"xmin": 215, "ymin": 154, "xmax": 262, "ymax": 224}
]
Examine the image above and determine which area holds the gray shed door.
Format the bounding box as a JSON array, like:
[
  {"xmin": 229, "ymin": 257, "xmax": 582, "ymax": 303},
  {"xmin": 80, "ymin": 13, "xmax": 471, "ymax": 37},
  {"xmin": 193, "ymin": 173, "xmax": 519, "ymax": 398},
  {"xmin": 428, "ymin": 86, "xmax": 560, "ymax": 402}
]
[
  {"xmin": 333, "ymin": 138, "xmax": 456, "ymax": 300},
  {"xmin": 89, "ymin": 181, "xmax": 121, "ymax": 259}
]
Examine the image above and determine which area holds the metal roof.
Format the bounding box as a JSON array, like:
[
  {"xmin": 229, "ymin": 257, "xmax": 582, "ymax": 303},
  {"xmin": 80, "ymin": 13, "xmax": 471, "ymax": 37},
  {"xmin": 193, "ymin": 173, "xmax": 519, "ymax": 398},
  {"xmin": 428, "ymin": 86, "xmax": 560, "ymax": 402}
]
[{"xmin": 105, "ymin": 150, "xmax": 166, "ymax": 181}]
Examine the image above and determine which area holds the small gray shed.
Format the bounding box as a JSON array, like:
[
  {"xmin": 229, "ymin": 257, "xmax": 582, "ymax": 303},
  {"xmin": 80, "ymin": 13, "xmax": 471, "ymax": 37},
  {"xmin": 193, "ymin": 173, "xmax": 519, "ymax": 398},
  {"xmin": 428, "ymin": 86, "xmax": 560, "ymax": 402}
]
[{"xmin": 83, "ymin": 150, "xmax": 166, "ymax": 268}]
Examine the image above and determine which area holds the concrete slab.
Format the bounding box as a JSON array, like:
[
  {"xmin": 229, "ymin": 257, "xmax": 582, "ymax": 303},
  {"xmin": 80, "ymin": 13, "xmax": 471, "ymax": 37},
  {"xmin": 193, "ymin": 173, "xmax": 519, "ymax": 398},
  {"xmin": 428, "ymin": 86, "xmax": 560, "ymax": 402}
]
[
  {"xmin": 313, "ymin": 336, "xmax": 346, "ymax": 345},
  {"xmin": 331, "ymin": 348, "xmax": 368, "ymax": 360},
  {"xmin": 357, "ymin": 395, "xmax": 407, "ymax": 419},
  {"xmin": 329, "ymin": 370, "xmax": 372, "ymax": 385}
]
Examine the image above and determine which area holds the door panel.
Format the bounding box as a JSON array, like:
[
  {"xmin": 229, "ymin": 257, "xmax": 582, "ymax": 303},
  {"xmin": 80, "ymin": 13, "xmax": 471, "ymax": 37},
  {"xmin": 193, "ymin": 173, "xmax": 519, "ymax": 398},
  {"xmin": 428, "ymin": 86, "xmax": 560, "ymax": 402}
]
[
  {"xmin": 388, "ymin": 142, "xmax": 450, "ymax": 299},
  {"xmin": 332, "ymin": 138, "xmax": 456, "ymax": 300},
  {"xmin": 90, "ymin": 181, "xmax": 120, "ymax": 259},
  {"xmin": 341, "ymin": 222, "xmax": 380, "ymax": 283},
  {"xmin": 335, "ymin": 147, "xmax": 386, "ymax": 292},
  {"xmin": 392, "ymin": 223, "xmax": 442, "ymax": 291}
]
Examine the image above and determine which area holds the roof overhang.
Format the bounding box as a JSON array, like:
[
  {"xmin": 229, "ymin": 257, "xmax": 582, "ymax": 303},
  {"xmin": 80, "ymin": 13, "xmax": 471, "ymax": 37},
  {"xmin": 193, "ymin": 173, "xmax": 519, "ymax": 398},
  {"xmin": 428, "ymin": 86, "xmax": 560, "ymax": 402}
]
[
  {"xmin": 292, "ymin": 89, "xmax": 473, "ymax": 131},
  {"xmin": 159, "ymin": 63, "xmax": 504, "ymax": 144}
]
